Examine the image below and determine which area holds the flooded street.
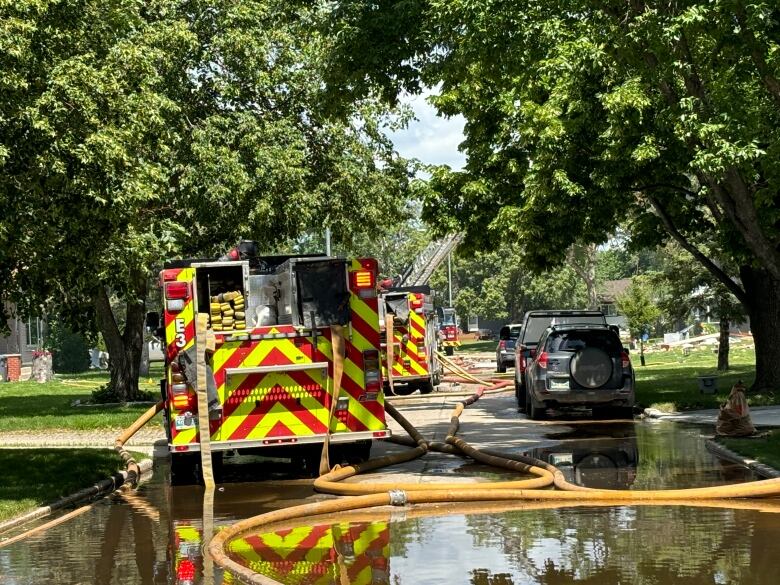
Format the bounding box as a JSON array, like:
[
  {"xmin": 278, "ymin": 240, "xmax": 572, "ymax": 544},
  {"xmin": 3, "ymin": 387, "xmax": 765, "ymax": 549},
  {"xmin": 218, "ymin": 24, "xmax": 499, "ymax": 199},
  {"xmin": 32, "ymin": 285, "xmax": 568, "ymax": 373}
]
[{"xmin": 2, "ymin": 396, "xmax": 778, "ymax": 584}]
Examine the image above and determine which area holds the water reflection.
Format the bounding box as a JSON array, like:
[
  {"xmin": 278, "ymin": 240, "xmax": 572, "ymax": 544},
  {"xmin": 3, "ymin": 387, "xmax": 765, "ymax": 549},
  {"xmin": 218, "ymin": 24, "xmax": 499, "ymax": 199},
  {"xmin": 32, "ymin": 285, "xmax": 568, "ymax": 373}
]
[{"xmin": 0, "ymin": 421, "xmax": 774, "ymax": 585}]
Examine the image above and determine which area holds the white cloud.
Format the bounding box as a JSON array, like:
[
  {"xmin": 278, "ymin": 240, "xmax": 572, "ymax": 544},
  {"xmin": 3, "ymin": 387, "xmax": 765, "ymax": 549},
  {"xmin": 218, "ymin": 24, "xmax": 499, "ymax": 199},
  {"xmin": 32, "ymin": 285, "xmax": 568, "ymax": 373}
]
[{"xmin": 388, "ymin": 91, "xmax": 467, "ymax": 170}]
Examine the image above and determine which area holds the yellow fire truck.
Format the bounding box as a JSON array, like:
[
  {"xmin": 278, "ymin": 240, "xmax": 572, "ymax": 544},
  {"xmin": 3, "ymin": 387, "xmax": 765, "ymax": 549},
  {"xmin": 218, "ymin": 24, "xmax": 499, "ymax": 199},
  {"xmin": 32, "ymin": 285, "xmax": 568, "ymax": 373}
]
[
  {"xmin": 154, "ymin": 242, "xmax": 390, "ymax": 483},
  {"xmin": 378, "ymin": 285, "xmax": 442, "ymax": 395}
]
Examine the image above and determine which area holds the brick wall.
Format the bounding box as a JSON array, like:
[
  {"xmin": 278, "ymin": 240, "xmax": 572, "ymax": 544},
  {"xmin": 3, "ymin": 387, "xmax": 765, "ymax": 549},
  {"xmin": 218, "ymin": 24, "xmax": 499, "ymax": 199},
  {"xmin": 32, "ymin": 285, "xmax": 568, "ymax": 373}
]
[{"xmin": 5, "ymin": 354, "xmax": 21, "ymax": 382}]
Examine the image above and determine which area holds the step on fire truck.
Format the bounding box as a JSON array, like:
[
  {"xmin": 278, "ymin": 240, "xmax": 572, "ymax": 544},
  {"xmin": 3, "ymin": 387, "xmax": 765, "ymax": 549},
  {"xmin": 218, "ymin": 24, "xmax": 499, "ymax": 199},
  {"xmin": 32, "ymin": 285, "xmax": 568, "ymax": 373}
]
[
  {"xmin": 154, "ymin": 241, "xmax": 390, "ymax": 483},
  {"xmin": 378, "ymin": 285, "xmax": 442, "ymax": 396}
]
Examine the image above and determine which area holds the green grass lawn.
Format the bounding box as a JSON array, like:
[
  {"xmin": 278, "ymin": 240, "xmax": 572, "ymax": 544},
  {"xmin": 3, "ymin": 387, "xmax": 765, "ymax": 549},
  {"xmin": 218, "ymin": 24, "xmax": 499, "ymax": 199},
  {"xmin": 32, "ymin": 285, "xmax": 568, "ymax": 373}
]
[
  {"xmin": 720, "ymin": 431, "xmax": 780, "ymax": 471},
  {"xmin": 0, "ymin": 367, "xmax": 164, "ymax": 432},
  {"xmin": 633, "ymin": 343, "xmax": 778, "ymax": 412},
  {"xmin": 0, "ymin": 449, "xmax": 127, "ymax": 522},
  {"xmin": 458, "ymin": 339, "xmax": 497, "ymax": 353}
]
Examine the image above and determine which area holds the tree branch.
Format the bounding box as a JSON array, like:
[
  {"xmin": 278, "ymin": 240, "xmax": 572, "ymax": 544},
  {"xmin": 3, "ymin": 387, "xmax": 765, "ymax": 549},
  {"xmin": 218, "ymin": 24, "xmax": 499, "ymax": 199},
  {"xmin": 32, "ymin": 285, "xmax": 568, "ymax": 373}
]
[
  {"xmin": 646, "ymin": 195, "xmax": 749, "ymax": 306},
  {"xmin": 734, "ymin": 6, "xmax": 780, "ymax": 108}
]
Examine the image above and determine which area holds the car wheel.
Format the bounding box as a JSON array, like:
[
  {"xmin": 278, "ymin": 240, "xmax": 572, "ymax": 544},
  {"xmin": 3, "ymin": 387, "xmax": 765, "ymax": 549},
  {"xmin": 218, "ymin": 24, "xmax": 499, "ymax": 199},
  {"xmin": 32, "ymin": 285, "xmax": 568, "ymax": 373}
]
[
  {"xmin": 515, "ymin": 375, "xmax": 526, "ymax": 412},
  {"xmin": 526, "ymin": 387, "xmax": 545, "ymax": 420},
  {"xmin": 612, "ymin": 406, "xmax": 635, "ymax": 420},
  {"xmin": 497, "ymin": 360, "xmax": 507, "ymax": 373}
]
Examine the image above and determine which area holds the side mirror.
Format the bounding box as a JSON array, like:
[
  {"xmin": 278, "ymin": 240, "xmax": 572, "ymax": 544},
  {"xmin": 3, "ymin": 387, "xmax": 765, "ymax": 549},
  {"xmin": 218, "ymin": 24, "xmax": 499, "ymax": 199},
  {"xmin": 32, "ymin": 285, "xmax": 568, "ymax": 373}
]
[
  {"xmin": 499, "ymin": 326, "xmax": 510, "ymax": 341},
  {"xmin": 145, "ymin": 311, "xmax": 160, "ymax": 331}
]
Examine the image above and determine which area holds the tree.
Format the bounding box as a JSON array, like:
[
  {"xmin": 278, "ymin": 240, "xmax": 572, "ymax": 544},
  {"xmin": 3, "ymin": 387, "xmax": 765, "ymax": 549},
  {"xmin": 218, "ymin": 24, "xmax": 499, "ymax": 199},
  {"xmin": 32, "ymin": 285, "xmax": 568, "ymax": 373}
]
[
  {"xmin": 655, "ymin": 242, "xmax": 745, "ymax": 371},
  {"xmin": 0, "ymin": 0, "xmax": 411, "ymax": 400},
  {"xmin": 428, "ymin": 243, "xmax": 587, "ymax": 324},
  {"xmin": 617, "ymin": 278, "xmax": 661, "ymax": 366},
  {"xmin": 320, "ymin": 1, "xmax": 780, "ymax": 392}
]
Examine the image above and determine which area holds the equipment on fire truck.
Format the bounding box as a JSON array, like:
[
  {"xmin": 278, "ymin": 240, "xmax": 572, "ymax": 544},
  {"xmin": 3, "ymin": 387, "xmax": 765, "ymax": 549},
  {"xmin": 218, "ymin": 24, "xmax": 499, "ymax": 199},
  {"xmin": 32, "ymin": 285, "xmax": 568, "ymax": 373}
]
[
  {"xmin": 156, "ymin": 242, "xmax": 389, "ymax": 484},
  {"xmin": 378, "ymin": 285, "xmax": 442, "ymax": 396}
]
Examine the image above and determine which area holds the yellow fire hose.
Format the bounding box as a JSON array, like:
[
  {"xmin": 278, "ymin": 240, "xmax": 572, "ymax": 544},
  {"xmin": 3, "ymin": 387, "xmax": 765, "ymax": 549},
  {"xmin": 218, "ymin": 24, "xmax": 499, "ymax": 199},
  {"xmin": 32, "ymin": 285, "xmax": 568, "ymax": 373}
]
[
  {"xmin": 209, "ymin": 379, "xmax": 780, "ymax": 584},
  {"xmin": 0, "ymin": 399, "xmax": 162, "ymax": 549},
  {"xmin": 319, "ymin": 324, "xmax": 347, "ymax": 475}
]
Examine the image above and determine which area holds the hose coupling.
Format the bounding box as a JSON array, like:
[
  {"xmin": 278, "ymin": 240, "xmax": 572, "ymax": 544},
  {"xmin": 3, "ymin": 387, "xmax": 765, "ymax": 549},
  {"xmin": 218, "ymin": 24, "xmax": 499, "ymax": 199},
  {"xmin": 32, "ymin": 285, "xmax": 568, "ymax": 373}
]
[{"xmin": 388, "ymin": 489, "xmax": 408, "ymax": 506}]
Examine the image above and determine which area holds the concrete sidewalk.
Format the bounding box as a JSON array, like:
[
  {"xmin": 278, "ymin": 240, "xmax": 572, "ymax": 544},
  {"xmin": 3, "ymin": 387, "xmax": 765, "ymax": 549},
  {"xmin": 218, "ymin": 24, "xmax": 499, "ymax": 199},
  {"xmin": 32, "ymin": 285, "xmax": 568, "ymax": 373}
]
[{"xmin": 644, "ymin": 405, "xmax": 780, "ymax": 428}]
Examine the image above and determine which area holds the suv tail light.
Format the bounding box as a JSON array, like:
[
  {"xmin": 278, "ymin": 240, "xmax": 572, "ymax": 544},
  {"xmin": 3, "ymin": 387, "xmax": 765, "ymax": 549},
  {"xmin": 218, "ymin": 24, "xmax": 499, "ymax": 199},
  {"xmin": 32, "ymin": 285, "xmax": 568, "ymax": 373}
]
[
  {"xmin": 498, "ymin": 340, "xmax": 506, "ymax": 350},
  {"xmin": 621, "ymin": 350, "xmax": 631, "ymax": 369},
  {"xmin": 537, "ymin": 351, "xmax": 548, "ymax": 369}
]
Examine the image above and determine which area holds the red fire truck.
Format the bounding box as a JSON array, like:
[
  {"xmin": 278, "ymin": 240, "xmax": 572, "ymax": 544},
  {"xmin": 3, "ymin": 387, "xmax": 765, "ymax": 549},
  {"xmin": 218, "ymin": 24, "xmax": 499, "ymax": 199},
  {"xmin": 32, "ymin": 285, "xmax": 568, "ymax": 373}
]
[
  {"xmin": 154, "ymin": 242, "xmax": 390, "ymax": 483},
  {"xmin": 378, "ymin": 286, "xmax": 442, "ymax": 395}
]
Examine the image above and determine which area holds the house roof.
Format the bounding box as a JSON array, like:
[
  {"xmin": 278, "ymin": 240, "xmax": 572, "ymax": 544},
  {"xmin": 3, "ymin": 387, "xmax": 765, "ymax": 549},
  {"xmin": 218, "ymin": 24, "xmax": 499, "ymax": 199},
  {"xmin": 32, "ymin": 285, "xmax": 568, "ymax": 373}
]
[{"xmin": 598, "ymin": 278, "xmax": 632, "ymax": 303}]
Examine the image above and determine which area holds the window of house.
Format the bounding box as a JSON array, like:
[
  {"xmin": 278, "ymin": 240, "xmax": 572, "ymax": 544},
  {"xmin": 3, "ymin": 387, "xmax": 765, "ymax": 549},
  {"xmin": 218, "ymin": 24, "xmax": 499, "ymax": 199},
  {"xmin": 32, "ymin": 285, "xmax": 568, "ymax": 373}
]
[
  {"xmin": 26, "ymin": 318, "xmax": 43, "ymax": 348},
  {"xmin": 599, "ymin": 303, "xmax": 617, "ymax": 317}
]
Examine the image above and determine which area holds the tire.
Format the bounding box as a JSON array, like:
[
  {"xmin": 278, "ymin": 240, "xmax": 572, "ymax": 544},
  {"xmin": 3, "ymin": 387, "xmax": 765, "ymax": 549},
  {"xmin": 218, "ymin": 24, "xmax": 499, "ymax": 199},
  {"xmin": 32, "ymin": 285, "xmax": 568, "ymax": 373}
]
[
  {"xmin": 497, "ymin": 360, "xmax": 507, "ymax": 374},
  {"xmin": 526, "ymin": 386, "xmax": 545, "ymax": 420},
  {"xmin": 393, "ymin": 384, "xmax": 416, "ymax": 396},
  {"xmin": 419, "ymin": 379, "xmax": 435, "ymax": 394},
  {"xmin": 612, "ymin": 406, "xmax": 635, "ymax": 420},
  {"xmin": 444, "ymin": 346, "xmax": 454, "ymax": 356},
  {"xmin": 571, "ymin": 347, "xmax": 613, "ymax": 389},
  {"xmin": 515, "ymin": 375, "xmax": 526, "ymax": 413},
  {"xmin": 169, "ymin": 453, "xmax": 199, "ymax": 485}
]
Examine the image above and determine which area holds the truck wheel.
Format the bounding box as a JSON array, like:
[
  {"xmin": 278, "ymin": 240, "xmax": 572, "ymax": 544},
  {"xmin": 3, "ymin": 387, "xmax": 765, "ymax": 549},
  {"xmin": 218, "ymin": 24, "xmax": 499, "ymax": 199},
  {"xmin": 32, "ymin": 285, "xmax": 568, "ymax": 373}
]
[
  {"xmin": 445, "ymin": 346, "xmax": 454, "ymax": 356},
  {"xmin": 393, "ymin": 384, "xmax": 416, "ymax": 396},
  {"xmin": 497, "ymin": 361, "xmax": 507, "ymax": 374},
  {"xmin": 169, "ymin": 453, "xmax": 199, "ymax": 486},
  {"xmin": 419, "ymin": 379, "xmax": 435, "ymax": 394}
]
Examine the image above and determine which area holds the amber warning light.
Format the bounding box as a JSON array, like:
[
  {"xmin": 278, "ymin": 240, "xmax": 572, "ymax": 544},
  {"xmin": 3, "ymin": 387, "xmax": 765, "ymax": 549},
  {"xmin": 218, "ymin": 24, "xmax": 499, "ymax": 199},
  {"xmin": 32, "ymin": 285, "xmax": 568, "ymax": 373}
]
[{"xmin": 351, "ymin": 270, "xmax": 376, "ymax": 298}]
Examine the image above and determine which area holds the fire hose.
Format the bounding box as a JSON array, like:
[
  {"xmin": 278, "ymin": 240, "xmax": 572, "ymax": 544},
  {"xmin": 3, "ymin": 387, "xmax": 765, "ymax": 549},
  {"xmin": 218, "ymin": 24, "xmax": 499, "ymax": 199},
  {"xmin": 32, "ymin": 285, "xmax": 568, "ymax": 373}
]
[
  {"xmin": 0, "ymin": 400, "xmax": 162, "ymax": 549},
  {"xmin": 209, "ymin": 370, "xmax": 780, "ymax": 584}
]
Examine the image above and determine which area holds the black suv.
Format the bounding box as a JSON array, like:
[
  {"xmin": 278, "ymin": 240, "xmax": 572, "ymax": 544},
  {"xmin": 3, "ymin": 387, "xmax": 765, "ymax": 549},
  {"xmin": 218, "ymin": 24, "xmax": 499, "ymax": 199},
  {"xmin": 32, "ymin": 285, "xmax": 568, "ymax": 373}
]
[
  {"xmin": 523, "ymin": 324, "xmax": 634, "ymax": 420},
  {"xmin": 514, "ymin": 310, "xmax": 608, "ymax": 410}
]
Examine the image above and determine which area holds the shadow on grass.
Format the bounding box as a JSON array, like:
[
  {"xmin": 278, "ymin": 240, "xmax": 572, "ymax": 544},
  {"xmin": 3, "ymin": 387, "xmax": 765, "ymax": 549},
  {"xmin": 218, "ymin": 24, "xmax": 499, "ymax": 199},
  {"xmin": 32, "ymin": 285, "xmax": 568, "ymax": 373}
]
[{"xmin": 0, "ymin": 449, "xmax": 123, "ymax": 521}]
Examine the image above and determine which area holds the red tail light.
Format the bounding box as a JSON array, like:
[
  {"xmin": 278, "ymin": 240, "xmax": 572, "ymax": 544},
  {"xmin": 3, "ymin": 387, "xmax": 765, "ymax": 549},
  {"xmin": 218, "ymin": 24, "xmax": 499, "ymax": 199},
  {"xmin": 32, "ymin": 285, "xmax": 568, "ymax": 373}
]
[
  {"xmin": 498, "ymin": 340, "xmax": 506, "ymax": 350},
  {"xmin": 520, "ymin": 355, "xmax": 527, "ymax": 372},
  {"xmin": 350, "ymin": 266, "xmax": 376, "ymax": 298},
  {"xmin": 537, "ymin": 351, "xmax": 548, "ymax": 369},
  {"xmin": 165, "ymin": 281, "xmax": 189, "ymax": 299},
  {"xmin": 410, "ymin": 294, "xmax": 424, "ymax": 310},
  {"xmin": 621, "ymin": 351, "xmax": 631, "ymax": 369}
]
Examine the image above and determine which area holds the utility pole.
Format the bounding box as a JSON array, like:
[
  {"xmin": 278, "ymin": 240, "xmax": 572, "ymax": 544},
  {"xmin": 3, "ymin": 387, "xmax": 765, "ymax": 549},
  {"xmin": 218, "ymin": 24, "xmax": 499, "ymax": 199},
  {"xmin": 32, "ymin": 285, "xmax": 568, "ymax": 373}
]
[
  {"xmin": 447, "ymin": 252, "xmax": 453, "ymax": 306},
  {"xmin": 325, "ymin": 227, "xmax": 331, "ymax": 256}
]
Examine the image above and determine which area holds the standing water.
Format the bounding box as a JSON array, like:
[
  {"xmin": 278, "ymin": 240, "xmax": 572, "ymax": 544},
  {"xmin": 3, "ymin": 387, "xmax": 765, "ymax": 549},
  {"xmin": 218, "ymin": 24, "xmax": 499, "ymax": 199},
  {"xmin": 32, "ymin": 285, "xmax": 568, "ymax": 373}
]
[{"xmin": 1, "ymin": 420, "xmax": 778, "ymax": 584}]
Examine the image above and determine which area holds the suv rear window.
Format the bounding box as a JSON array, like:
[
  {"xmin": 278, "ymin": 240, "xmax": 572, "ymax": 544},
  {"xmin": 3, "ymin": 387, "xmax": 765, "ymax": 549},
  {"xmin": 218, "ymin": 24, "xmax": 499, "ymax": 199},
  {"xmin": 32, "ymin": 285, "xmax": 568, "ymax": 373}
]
[
  {"xmin": 523, "ymin": 315, "xmax": 606, "ymax": 346},
  {"xmin": 547, "ymin": 329, "xmax": 621, "ymax": 355},
  {"xmin": 509, "ymin": 326, "xmax": 521, "ymax": 339}
]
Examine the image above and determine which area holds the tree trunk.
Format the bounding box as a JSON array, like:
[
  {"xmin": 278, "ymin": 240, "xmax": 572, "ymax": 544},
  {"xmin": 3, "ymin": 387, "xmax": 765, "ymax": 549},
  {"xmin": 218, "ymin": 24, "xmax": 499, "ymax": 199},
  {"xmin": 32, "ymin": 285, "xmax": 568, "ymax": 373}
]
[
  {"xmin": 568, "ymin": 243, "xmax": 599, "ymax": 310},
  {"xmin": 740, "ymin": 266, "xmax": 780, "ymax": 393},
  {"xmin": 139, "ymin": 333, "xmax": 150, "ymax": 378},
  {"xmin": 93, "ymin": 271, "xmax": 147, "ymax": 402},
  {"xmin": 717, "ymin": 317, "xmax": 729, "ymax": 371}
]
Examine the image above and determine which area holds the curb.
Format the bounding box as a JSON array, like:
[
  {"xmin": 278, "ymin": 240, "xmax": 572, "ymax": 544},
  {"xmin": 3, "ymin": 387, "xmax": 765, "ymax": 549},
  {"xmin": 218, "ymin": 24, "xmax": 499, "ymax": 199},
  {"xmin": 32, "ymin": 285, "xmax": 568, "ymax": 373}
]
[{"xmin": 705, "ymin": 439, "xmax": 780, "ymax": 479}]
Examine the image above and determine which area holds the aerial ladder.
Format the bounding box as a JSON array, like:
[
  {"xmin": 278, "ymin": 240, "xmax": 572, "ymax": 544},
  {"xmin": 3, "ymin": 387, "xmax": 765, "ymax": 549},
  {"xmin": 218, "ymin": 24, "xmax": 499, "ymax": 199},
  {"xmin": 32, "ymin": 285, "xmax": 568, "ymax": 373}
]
[{"xmin": 397, "ymin": 233, "xmax": 463, "ymax": 287}]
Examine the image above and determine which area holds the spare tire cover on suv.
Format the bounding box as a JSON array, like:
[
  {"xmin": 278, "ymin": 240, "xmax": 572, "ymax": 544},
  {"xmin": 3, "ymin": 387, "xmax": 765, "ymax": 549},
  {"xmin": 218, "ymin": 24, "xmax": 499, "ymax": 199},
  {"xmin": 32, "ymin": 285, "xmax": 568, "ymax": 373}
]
[{"xmin": 570, "ymin": 347, "xmax": 613, "ymax": 388}]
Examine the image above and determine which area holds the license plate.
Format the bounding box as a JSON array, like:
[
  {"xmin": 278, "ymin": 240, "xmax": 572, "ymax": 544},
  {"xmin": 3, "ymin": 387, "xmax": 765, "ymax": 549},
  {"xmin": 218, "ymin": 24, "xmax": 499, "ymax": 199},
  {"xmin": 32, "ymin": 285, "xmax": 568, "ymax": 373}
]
[
  {"xmin": 549, "ymin": 453, "xmax": 574, "ymax": 466},
  {"xmin": 549, "ymin": 378, "xmax": 569, "ymax": 390},
  {"xmin": 175, "ymin": 414, "xmax": 196, "ymax": 430}
]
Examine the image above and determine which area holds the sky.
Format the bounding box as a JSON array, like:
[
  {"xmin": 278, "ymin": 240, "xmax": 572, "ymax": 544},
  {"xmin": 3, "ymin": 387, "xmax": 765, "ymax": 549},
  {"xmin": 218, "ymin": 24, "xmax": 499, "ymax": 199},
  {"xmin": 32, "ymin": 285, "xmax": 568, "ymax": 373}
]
[{"xmin": 387, "ymin": 91, "xmax": 467, "ymax": 171}]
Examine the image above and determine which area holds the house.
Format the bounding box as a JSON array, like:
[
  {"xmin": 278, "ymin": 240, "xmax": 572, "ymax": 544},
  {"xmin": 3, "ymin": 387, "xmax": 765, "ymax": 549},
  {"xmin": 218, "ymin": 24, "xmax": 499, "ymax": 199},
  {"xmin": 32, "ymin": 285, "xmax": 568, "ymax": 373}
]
[
  {"xmin": 597, "ymin": 278, "xmax": 631, "ymax": 330},
  {"xmin": 0, "ymin": 303, "xmax": 45, "ymax": 377}
]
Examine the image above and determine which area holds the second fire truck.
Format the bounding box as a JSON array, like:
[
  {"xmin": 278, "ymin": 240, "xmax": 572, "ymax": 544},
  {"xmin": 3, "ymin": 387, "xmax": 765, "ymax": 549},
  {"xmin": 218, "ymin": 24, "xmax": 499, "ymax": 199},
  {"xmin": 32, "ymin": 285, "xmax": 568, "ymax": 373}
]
[{"xmin": 378, "ymin": 285, "xmax": 442, "ymax": 395}]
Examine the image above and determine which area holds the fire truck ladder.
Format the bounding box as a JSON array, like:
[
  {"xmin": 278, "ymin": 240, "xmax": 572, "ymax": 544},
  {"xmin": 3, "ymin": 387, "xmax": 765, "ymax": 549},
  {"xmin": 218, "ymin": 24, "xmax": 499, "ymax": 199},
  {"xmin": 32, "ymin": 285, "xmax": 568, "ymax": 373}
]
[{"xmin": 398, "ymin": 233, "xmax": 463, "ymax": 287}]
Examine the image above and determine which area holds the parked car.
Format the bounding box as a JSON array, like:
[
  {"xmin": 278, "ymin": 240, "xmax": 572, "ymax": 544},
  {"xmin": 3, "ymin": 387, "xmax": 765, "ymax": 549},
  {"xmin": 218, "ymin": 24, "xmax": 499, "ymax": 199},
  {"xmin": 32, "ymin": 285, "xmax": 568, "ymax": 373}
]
[
  {"xmin": 514, "ymin": 310, "xmax": 608, "ymax": 411},
  {"xmin": 523, "ymin": 324, "xmax": 635, "ymax": 420},
  {"xmin": 496, "ymin": 324, "xmax": 522, "ymax": 372}
]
